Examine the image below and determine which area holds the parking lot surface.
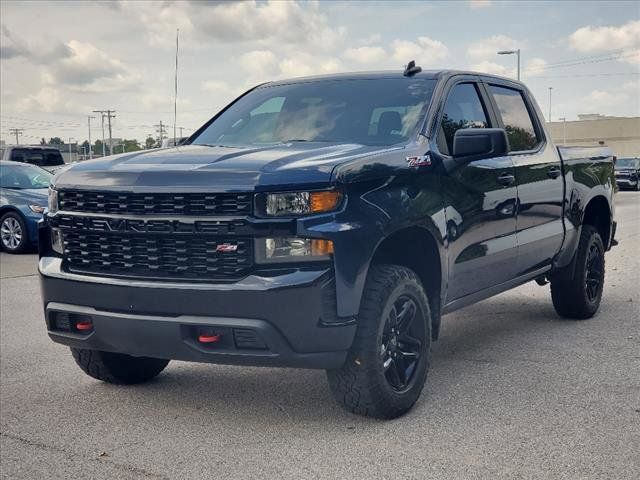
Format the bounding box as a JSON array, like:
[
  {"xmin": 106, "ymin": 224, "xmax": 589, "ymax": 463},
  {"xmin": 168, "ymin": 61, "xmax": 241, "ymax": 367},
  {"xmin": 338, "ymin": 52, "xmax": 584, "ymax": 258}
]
[{"xmin": 1, "ymin": 192, "xmax": 638, "ymax": 479}]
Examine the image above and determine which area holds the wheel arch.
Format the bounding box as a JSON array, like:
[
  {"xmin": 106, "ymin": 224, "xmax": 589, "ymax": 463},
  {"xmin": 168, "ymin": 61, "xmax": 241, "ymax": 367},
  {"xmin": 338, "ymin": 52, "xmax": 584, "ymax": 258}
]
[
  {"xmin": 582, "ymin": 195, "xmax": 612, "ymax": 249},
  {"xmin": 369, "ymin": 225, "xmax": 445, "ymax": 340}
]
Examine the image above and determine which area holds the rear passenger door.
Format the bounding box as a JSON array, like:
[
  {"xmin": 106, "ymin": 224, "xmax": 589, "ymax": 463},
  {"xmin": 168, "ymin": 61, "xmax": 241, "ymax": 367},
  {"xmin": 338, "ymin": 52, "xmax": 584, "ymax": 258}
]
[
  {"xmin": 485, "ymin": 82, "xmax": 564, "ymax": 276},
  {"xmin": 435, "ymin": 80, "xmax": 519, "ymax": 302}
]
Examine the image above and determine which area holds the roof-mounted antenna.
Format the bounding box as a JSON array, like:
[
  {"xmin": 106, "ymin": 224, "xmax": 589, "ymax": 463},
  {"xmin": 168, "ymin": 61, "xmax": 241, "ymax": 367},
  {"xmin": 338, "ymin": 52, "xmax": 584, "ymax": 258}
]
[{"xmin": 403, "ymin": 60, "xmax": 422, "ymax": 77}]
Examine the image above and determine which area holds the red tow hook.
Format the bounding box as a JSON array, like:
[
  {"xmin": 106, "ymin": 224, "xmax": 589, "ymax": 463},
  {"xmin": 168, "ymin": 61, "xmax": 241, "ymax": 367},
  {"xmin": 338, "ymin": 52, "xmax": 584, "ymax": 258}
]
[
  {"xmin": 75, "ymin": 321, "xmax": 93, "ymax": 331},
  {"xmin": 198, "ymin": 333, "xmax": 222, "ymax": 344}
]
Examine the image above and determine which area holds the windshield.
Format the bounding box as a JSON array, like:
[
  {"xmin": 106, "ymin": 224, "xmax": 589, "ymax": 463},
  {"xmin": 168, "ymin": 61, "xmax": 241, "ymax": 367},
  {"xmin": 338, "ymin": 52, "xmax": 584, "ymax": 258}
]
[
  {"xmin": 0, "ymin": 163, "xmax": 52, "ymax": 189},
  {"xmin": 192, "ymin": 78, "xmax": 436, "ymax": 147},
  {"xmin": 616, "ymin": 158, "xmax": 639, "ymax": 168}
]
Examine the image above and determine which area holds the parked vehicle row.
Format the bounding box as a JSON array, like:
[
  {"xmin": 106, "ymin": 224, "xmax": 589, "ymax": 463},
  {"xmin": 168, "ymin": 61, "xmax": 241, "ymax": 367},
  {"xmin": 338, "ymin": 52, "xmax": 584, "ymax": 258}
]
[
  {"xmin": 1, "ymin": 146, "xmax": 65, "ymax": 172},
  {"xmin": 614, "ymin": 157, "xmax": 640, "ymax": 190},
  {"xmin": 0, "ymin": 161, "xmax": 51, "ymax": 253}
]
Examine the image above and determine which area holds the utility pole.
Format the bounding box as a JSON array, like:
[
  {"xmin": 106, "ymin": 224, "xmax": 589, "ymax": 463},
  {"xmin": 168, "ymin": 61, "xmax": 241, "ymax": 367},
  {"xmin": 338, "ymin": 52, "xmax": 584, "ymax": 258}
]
[
  {"xmin": 155, "ymin": 121, "xmax": 167, "ymax": 147},
  {"xmin": 9, "ymin": 128, "xmax": 24, "ymax": 145},
  {"xmin": 87, "ymin": 115, "xmax": 95, "ymax": 159},
  {"xmin": 179, "ymin": 126, "xmax": 184, "ymax": 138},
  {"xmin": 106, "ymin": 110, "xmax": 115, "ymax": 156},
  {"xmin": 548, "ymin": 87, "xmax": 553, "ymax": 122},
  {"xmin": 93, "ymin": 110, "xmax": 115, "ymax": 155},
  {"xmin": 68, "ymin": 137, "xmax": 74, "ymax": 162},
  {"xmin": 93, "ymin": 110, "xmax": 106, "ymax": 157},
  {"xmin": 559, "ymin": 117, "xmax": 567, "ymax": 144}
]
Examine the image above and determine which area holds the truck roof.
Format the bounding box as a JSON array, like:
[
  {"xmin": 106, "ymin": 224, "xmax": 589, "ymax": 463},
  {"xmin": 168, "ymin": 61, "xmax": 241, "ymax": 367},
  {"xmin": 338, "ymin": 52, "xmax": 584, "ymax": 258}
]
[{"xmin": 266, "ymin": 69, "xmax": 525, "ymax": 87}]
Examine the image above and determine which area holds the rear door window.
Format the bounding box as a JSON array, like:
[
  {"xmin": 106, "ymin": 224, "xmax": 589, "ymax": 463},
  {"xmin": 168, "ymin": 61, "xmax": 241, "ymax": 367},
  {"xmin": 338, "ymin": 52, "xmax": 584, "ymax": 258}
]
[{"xmin": 488, "ymin": 85, "xmax": 541, "ymax": 152}]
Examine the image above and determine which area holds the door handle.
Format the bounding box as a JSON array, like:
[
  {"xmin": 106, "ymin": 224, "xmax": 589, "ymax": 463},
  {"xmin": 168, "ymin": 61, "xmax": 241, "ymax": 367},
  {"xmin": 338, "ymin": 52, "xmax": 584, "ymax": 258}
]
[
  {"xmin": 497, "ymin": 172, "xmax": 515, "ymax": 186},
  {"xmin": 547, "ymin": 167, "xmax": 562, "ymax": 179}
]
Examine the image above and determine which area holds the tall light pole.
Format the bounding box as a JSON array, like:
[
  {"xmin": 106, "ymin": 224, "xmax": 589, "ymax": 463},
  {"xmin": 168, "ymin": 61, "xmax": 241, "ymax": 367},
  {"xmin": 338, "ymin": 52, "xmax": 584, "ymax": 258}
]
[
  {"xmin": 559, "ymin": 117, "xmax": 567, "ymax": 144},
  {"xmin": 497, "ymin": 48, "xmax": 520, "ymax": 80},
  {"xmin": 548, "ymin": 87, "xmax": 553, "ymax": 122}
]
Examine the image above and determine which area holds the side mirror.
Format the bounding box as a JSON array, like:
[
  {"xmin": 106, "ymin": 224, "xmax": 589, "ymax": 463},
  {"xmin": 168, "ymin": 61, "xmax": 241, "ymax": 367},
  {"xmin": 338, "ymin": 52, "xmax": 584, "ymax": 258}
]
[{"xmin": 452, "ymin": 128, "xmax": 509, "ymax": 161}]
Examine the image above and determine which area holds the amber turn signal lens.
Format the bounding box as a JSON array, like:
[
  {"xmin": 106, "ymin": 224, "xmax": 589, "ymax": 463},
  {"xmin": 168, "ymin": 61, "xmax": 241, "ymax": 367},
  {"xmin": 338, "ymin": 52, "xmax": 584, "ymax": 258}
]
[
  {"xmin": 311, "ymin": 239, "xmax": 334, "ymax": 256},
  {"xmin": 309, "ymin": 191, "xmax": 342, "ymax": 213}
]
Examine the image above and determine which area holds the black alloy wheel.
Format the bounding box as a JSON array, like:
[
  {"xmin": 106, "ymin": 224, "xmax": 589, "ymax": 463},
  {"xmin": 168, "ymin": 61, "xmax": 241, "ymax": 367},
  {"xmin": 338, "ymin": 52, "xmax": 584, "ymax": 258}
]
[{"xmin": 380, "ymin": 295, "xmax": 424, "ymax": 392}]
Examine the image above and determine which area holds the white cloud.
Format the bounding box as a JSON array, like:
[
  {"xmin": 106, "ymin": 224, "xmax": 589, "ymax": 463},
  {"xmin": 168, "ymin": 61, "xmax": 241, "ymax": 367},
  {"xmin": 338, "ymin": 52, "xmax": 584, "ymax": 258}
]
[
  {"xmin": 468, "ymin": 0, "xmax": 492, "ymax": 8},
  {"xmin": 569, "ymin": 20, "xmax": 640, "ymax": 53},
  {"xmin": 467, "ymin": 34, "xmax": 518, "ymax": 61},
  {"xmin": 238, "ymin": 50, "xmax": 279, "ymax": 80},
  {"xmin": 524, "ymin": 57, "xmax": 547, "ymax": 77},
  {"xmin": 45, "ymin": 40, "xmax": 141, "ymax": 93},
  {"xmin": 183, "ymin": 1, "xmax": 345, "ymax": 50},
  {"xmin": 583, "ymin": 89, "xmax": 628, "ymax": 110},
  {"xmin": 343, "ymin": 46, "xmax": 386, "ymax": 64},
  {"xmin": 470, "ymin": 60, "xmax": 513, "ymax": 76},
  {"xmin": 279, "ymin": 55, "xmax": 342, "ymax": 78},
  {"xmin": 391, "ymin": 37, "xmax": 448, "ymax": 66}
]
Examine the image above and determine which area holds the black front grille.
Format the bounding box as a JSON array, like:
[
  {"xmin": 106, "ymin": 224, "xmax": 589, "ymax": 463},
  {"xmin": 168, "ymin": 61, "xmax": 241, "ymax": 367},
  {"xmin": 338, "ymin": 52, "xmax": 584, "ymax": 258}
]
[
  {"xmin": 58, "ymin": 190, "xmax": 252, "ymax": 216},
  {"xmin": 62, "ymin": 231, "xmax": 253, "ymax": 280}
]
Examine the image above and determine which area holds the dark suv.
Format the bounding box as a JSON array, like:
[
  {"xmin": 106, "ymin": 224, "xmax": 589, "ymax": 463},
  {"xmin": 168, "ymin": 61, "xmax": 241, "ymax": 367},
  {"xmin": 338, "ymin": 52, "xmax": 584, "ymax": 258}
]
[{"xmin": 2, "ymin": 146, "xmax": 65, "ymax": 172}]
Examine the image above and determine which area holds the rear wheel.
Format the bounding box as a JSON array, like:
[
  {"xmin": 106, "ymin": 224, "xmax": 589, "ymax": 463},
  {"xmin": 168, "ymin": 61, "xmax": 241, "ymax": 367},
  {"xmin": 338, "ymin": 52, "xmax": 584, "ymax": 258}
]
[
  {"xmin": 550, "ymin": 225, "xmax": 605, "ymax": 319},
  {"xmin": 71, "ymin": 348, "xmax": 170, "ymax": 384},
  {"xmin": 0, "ymin": 212, "xmax": 28, "ymax": 253},
  {"xmin": 327, "ymin": 265, "xmax": 431, "ymax": 419}
]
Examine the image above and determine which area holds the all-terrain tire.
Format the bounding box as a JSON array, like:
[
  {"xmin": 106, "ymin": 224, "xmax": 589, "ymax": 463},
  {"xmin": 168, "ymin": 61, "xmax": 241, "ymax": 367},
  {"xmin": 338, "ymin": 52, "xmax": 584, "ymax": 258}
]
[
  {"xmin": 327, "ymin": 265, "xmax": 431, "ymax": 419},
  {"xmin": 71, "ymin": 348, "xmax": 170, "ymax": 384},
  {"xmin": 550, "ymin": 225, "xmax": 605, "ymax": 319}
]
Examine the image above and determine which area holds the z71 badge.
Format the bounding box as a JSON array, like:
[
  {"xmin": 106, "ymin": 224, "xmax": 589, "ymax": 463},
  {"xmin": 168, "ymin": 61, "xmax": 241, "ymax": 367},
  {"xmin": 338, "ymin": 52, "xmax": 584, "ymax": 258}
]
[{"xmin": 406, "ymin": 154, "xmax": 432, "ymax": 168}]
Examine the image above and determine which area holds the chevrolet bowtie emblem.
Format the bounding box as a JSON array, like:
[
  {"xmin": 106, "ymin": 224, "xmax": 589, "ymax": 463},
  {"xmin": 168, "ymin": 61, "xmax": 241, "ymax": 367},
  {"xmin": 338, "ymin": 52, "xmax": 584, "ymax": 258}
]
[{"xmin": 215, "ymin": 243, "xmax": 238, "ymax": 253}]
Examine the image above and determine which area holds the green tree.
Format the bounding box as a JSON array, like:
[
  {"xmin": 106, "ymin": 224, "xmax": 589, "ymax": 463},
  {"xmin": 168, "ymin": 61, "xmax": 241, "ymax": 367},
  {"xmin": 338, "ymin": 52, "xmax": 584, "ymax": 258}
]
[
  {"xmin": 40, "ymin": 138, "xmax": 47, "ymax": 145},
  {"xmin": 94, "ymin": 139, "xmax": 105, "ymax": 156},
  {"xmin": 48, "ymin": 137, "xmax": 63, "ymax": 146},
  {"xmin": 123, "ymin": 139, "xmax": 141, "ymax": 152},
  {"xmin": 145, "ymin": 136, "xmax": 157, "ymax": 149}
]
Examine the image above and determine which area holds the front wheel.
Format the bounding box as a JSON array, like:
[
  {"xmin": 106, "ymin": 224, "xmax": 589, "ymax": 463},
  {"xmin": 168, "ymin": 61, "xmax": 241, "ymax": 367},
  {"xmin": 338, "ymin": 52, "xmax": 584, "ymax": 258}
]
[
  {"xmin": 550, "ymin": 225, "xmax": 605, "ymax": 319},
  {"xmin": 327, "ymin": 265, "xmax": 431, "ymax": 419},
  {"xmin": 71, "ymin": 348, "xmax": 170, "ymax": 384}
]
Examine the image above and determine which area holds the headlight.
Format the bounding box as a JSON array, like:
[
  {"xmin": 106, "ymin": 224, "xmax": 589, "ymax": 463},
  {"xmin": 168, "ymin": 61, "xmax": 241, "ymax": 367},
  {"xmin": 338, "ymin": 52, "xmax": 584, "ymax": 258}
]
[
  {"xmin": 29, "ymin": 205, "xmax": 45, "ymax": 214},
  {"xmin": 255, "ymin": 238, "xmax": 334, "ymax": 264},
  {"xmin": 259, "ymin": 190, "xmax": 342, "ymax": 217},
  {"xmin": 48, "ymin": 188, "xmax": 58, "ymax": 214}
]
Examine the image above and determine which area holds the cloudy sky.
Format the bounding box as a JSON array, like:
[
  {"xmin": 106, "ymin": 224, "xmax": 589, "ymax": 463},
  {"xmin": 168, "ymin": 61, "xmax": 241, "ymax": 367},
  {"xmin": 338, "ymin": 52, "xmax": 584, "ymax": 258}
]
[{"xmin": 1, "ymin": 0, "xmax": 638, "ymax": 146}]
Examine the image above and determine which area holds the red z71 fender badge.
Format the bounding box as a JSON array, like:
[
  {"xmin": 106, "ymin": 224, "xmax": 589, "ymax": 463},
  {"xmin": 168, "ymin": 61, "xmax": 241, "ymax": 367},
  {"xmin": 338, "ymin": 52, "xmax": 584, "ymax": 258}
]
[{"xmin": 406, "ymin": 154, "xmax": 432, "ymax": 168}]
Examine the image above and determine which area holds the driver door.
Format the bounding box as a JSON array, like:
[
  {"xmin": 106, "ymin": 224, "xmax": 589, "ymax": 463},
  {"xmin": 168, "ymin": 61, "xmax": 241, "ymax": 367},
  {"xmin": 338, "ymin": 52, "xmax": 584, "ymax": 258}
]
[{"xmin": 436, "ymin": 80, "xmax": 519, "ymax": 302}]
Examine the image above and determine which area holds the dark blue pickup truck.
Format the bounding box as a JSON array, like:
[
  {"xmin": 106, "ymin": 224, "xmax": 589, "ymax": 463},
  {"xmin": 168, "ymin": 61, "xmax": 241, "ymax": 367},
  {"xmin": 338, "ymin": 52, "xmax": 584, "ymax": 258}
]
[{"xmin": 40, "ymin": 66, "xmax": 616, "ymax": 418}]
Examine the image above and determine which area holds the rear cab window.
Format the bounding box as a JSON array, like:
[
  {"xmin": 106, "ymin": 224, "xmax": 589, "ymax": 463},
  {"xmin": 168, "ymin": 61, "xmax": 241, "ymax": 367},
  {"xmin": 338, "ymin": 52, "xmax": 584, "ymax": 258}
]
[{"xmin": 488, "ymin": 85, "xmax": 542, "ymax": 152}]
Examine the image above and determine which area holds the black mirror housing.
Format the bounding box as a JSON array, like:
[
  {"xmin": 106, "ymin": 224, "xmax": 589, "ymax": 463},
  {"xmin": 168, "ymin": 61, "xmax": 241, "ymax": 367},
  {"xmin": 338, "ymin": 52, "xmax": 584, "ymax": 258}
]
[{"xmin": 452, "ymin": 128, "xmax": 509, "ymax": 161}]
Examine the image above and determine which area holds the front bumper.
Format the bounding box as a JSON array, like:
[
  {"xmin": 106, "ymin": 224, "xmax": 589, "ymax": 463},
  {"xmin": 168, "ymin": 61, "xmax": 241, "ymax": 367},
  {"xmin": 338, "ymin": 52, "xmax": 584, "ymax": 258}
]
[
  {"xmin": 40, "ymin": 257, "xmax": 356, "ymax": 369},
  {"xmin": 615, "ymin": 177, "xmax": 638, "ymax": 188}
]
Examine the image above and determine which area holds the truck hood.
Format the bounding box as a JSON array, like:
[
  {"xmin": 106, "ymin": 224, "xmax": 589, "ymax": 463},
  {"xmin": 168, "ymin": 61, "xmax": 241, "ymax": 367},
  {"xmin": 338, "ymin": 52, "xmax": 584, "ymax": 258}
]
[{"xmin": 53, "ymin": 143, "xmax": 398, "ymax": 192}]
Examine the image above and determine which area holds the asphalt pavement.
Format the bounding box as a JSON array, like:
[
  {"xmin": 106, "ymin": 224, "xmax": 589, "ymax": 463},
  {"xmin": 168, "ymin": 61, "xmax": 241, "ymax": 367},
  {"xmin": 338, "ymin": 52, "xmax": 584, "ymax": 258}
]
[{"xmin": 1, "ymin": 192, "xmax": 638, "ymax": 479}]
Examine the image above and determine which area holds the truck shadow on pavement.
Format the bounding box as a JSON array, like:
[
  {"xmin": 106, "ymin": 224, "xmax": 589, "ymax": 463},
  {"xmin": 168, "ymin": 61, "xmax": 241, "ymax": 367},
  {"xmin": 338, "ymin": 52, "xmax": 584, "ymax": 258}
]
[{"xmin": 75, "ymin": 292, "xmax": 583, "ymax": 425}]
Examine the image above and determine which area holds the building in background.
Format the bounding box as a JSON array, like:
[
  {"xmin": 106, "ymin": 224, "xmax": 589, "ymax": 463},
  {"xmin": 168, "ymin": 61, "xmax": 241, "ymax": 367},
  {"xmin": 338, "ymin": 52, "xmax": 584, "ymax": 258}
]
[{"xmin": 547, "ymin": 116, "xmax": 640, "ymax": 157}]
